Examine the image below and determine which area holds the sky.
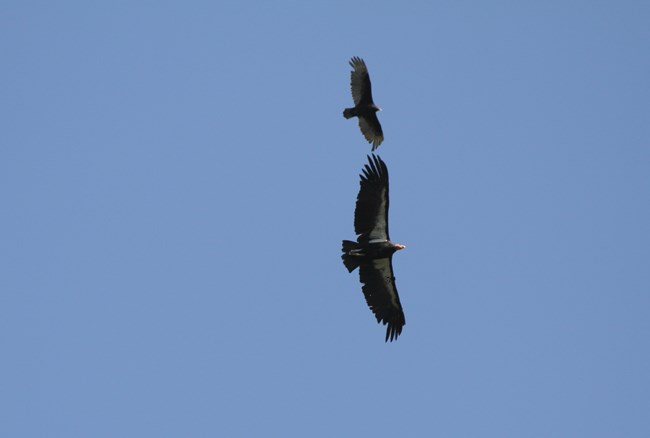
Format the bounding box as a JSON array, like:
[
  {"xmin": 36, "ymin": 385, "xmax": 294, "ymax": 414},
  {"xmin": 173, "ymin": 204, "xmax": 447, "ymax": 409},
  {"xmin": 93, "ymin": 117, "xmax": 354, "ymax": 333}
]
[{"xmin": 2, "ymin": 1, "xmax": 649, "ymax": 437}]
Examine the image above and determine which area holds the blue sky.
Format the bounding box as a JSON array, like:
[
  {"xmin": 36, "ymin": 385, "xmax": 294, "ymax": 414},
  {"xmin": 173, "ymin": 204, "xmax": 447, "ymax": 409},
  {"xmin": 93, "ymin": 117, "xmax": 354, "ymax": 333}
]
[{"xmin": 2, "ymin": 1, "xmax": 649, "ymax": 436}]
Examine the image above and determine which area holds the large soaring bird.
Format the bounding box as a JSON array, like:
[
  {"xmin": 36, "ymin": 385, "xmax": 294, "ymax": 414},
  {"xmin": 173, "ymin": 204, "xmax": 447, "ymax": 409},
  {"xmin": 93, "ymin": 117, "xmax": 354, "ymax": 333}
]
[
  {"xmin": 341, "ymin": 155, "xmax": 406, "ymax": 342},
  {"xmin": 343, "ymin": 57, "xmax": 384, "ymax": 150}
]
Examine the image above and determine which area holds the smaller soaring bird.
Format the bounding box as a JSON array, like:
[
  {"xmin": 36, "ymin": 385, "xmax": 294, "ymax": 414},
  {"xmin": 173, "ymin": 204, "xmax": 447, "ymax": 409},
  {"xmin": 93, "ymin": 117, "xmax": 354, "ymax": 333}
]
[
  {"xmin": 343, "ymin": 57, "xmax": 384, "ymax": 151},
  {"xmin": 342, "ymin": 154, "xmax": 406, "ymax": 342}
]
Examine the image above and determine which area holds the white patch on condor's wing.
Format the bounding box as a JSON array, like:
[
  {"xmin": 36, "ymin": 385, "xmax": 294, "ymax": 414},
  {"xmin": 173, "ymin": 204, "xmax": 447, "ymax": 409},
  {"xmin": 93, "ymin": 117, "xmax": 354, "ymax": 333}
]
[
  {"xmin": 368, "ymin": 187, "xmax": 389, "ymax": 241},
  {"xmin": 372, "ymin": 258, "xmax": 399, "ymax": 308},
  {"xmin": 368, "ymin": 238, "xmax": 387, "ymax": 244}
]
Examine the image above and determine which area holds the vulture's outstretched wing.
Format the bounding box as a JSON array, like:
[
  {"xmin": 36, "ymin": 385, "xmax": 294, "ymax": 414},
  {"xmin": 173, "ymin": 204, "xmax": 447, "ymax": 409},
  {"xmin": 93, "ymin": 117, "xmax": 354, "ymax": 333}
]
[
  {"xmin": 358, "ymin": 113, "xmax": 384, "ymax": 151},
  {"xmin": 359, "ymin": 258, "xmax": 405, "ymax": 342},
  {"xmin": 354, "ymin": 155, "xmax": 390, "ymax": 243},
  {"xmin": 349, "ymin": 56, "xmax": 374, "ymax": 106}
]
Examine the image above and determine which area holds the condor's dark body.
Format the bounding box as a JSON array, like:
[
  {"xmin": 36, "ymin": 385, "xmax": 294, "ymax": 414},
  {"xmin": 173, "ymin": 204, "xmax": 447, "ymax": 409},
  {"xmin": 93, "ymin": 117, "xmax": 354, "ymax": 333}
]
[
  {"xmin": 341, "ymin": 240, "xmax": 403, "ymax": 273},
  {"xmin": 341, "ymin": 155, "xmax": 406, "ymax": 342}
]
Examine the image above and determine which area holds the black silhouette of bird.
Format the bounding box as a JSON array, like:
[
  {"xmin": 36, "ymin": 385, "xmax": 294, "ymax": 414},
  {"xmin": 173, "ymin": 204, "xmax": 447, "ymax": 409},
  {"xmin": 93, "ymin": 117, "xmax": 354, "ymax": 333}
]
[
  {"xmin": 343, "ymin": 57, "xmax": 384, "ymax": 150},
  {"xmin": 342, "ymin": 155, "xmax": 406, "ymax": 342}
]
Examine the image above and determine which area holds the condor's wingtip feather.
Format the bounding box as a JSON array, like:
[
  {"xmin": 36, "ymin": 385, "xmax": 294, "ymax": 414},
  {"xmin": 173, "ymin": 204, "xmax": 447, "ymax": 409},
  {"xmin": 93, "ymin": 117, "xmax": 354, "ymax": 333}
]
[
  {"xmin": 360, "ymin": 154, "xmax": 388, "ymax": 183},
  {"xmin": 385, "ymin": 321, "xmax": 404, "ymax": 342}
]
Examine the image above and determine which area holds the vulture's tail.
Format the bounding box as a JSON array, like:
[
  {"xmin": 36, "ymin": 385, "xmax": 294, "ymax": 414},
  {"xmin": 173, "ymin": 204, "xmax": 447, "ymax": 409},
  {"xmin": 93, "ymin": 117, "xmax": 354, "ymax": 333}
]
[{"xmin": 343, "ymin": 108, "xmax": 356, "ymax": 119}]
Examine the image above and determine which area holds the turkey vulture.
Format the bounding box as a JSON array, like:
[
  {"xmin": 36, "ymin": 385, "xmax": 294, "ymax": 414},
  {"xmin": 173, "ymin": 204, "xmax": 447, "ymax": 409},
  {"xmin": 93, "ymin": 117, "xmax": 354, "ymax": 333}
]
[
  {"xmin": 343, "ymin": 57, "xmax": 384, "ymax": 150},
  {"xmin": 341, "ymin": 154, "xmax": 406, "ymax": 342}
]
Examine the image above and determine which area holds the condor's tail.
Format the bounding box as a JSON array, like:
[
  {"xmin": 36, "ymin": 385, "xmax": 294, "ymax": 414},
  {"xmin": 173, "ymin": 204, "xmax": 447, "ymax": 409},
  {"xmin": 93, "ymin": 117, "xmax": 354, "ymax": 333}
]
[
  {"xmin": 341, "ymin": 240, "xmax": 361, "ymax": 272},
  {"xmin": 343, "ymin": 107, "xmax": 357, "ymax": 119}
]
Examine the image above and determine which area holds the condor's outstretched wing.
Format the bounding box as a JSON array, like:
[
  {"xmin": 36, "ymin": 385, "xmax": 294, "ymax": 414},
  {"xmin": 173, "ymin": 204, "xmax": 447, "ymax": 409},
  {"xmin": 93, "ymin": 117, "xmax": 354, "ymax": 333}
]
[
  {"xmin": 349, "ymin": 56, "xmax": 374, "ymax": 106},
  {"xmin": 354, "ymin": 155, "xmax": 390, "ymax": 243},
  {"xmin": 359, "ymin": 258, "xmax": 405, "ymax": 342}
]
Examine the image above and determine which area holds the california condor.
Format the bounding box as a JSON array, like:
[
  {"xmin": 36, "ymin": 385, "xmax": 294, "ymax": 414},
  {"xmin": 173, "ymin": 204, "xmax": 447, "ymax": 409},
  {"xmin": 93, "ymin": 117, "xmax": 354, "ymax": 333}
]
[
  {"xmin": 342, "ymin": 154, "xmax": 406, "ymax": 342},
  {"xmin": 343, "ymin": 57, "xmax": 384, "ymax": 150}
]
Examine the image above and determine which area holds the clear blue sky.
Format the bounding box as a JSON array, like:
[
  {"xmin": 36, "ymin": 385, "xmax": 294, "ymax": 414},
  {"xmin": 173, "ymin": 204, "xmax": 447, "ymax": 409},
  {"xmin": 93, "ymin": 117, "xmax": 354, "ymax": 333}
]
[{"xmin": 2, "ymin": 1, "xmax": 649, "ymax": 437}]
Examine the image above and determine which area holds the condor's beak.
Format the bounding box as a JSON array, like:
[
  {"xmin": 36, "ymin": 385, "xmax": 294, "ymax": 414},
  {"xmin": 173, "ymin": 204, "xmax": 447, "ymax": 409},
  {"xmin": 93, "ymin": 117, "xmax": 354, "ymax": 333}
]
[{"xmin": 395, "ymin": 244, "xmax": 406, "ymax": 250}]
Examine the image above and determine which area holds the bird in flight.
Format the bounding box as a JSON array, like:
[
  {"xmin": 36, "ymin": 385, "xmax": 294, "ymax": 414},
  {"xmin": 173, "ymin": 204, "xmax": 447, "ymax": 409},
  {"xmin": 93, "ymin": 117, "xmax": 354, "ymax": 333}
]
[
  {"xmin": 342, "ymin": 155, "xmax": 406, "ymax": 342},
  {"xmin": 343, "ymin": 57, "xmax": 384, "ymax": 151}
]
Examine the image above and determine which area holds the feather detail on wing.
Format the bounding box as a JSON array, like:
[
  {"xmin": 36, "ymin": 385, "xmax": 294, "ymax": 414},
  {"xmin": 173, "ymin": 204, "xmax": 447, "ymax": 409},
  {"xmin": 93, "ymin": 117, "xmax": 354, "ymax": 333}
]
[
  {"xmin": 358, "ymin": 113, "xmax": 384, "ymax": 150},
  {"xmin": 349, "ymin": 56, "xmax": 373, "ymax": 106},
  {"xmin": 354, "ymin": 155, "xmax": 390, "ymax": 242},
  {"xmin": 359, "ymin": 258, "xmax": 405, "ymax": 342}
]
